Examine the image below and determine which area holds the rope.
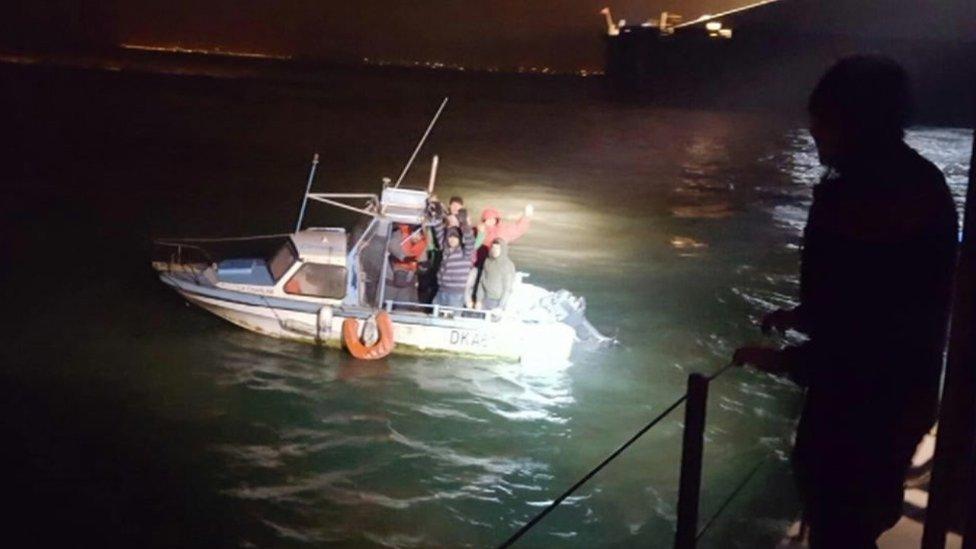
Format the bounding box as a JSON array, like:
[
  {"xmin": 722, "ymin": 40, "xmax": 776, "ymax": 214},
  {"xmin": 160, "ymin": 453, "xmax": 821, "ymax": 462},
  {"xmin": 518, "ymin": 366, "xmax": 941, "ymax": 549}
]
[
  {"xmin": 498, "ymin": 362, "xmax": 737, "ymax": 547},
  {"xmin": 260, "ymin": 295, "xmax": 287, "ymax": 331},
  {"xmin": 707, "ymin": 360, "xmax": 736, "ymax": 381},
  {"xmin": 497, "ymin": 394, "xmax": 688, "ymax": 548},
  {"xmin": 695, "ymin": 456, "xmax": 768, "ymax": 541}
]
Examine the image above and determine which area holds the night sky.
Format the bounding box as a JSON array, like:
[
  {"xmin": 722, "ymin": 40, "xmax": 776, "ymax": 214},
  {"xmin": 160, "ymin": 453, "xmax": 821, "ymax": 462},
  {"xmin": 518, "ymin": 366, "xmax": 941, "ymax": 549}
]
[{"xmin": 6, "ymin": 1, "xmax": 975, "ymax": 72}]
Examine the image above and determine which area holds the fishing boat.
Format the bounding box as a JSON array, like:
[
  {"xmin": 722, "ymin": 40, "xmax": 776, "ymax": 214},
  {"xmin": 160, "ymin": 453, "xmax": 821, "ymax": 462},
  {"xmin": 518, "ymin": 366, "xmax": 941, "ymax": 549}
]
[{"xmin": 152, "ymin": 100, "xmax": 612, "ymax": 362}]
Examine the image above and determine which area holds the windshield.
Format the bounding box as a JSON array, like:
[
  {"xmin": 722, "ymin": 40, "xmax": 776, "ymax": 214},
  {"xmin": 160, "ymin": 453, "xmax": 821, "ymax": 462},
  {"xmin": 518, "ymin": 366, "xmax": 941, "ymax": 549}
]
[
  {"xmin": 283, "ymin": 264, "xmax": 347, "ymax": 299},
  {"xmin": 268, "ymin": 241, "xmax": 298, "ymax": 281}
]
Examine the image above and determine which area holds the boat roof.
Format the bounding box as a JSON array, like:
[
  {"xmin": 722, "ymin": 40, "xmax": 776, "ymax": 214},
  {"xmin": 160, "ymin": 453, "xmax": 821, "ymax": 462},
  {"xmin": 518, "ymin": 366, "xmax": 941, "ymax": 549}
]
[
  {"xmin": 290, "ymin": 228, "xmax": 347, "ymax": 265},
  {"xmin": 380, "ymin": 186, "xmax": 428, "ymax": 224}
]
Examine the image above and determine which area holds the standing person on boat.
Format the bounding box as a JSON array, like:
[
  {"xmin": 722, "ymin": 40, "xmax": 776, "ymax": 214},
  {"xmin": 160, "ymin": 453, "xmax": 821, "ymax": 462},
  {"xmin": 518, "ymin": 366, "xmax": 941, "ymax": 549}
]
[
  {"xmin": 732, "ymin": 55, "xmax": 958, "ymax": 548},
  {"xmin": 421, "ymin": 195, "xmax": 474, "ymax": 303},
  {"xmin": 430, "ymin": 196, "xmax": 475, "ymax": 248},
  {"xmin": 446, "ymin": 196, "xmax": 468, "ymax": 226},
  {"xmin": 385, "ymin": 223, "xmax": 428, "ymax": 305},
  {"xmin": 475, "ymin": 239, "xmax": 516, "ymax": 311},
  {"xmin": 434, "ymin": 225, "xmax": 476, "ymax": 308},
  {"xmin": 417, "ymin": 199, "xmax": 443, "ymax": 305},
  {"xmin": 475, "ymin": 204, "xmax": 533, "ymax": 265},
  {"xmin": 467, "ymin": 204, "xmax": 533, "ymax": 304}
]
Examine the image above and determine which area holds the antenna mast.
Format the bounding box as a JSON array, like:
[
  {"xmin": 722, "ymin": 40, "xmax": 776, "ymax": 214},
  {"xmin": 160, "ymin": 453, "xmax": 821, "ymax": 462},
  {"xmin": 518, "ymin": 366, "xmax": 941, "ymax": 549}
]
[
  {"xmin": 394, "ymin": 97, "xmax": 449, "ymax": 188},
  {"xmin": 294, "ymin": 153, "xmax": 320, "ymax": 233}
]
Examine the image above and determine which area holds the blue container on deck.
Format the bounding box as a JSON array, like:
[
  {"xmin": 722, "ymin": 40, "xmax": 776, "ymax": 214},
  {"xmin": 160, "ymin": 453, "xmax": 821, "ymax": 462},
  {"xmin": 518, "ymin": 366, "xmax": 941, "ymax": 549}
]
[{"xmin": 216, "ymin": 258, "xmax": 274, "ymax": 286}]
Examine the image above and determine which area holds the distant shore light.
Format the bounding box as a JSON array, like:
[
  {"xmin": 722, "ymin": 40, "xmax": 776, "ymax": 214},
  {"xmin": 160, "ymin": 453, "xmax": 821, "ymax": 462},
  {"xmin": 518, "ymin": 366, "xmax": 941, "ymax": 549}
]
[{"xmin": 119, "ymin": 43, "xmax": 291, "ymax": 60}]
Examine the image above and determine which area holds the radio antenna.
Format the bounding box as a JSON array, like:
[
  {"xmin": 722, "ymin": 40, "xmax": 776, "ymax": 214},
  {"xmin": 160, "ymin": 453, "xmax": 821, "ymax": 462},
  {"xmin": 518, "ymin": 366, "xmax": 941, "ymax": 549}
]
[{"xmin": 393, "ymin": 97, "xmax": 448, "ymax": 188}]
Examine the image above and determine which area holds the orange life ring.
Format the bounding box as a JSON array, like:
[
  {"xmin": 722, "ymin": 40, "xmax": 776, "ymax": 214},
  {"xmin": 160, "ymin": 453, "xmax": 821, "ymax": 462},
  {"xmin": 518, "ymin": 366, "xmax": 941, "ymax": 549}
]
[{"xmin": 342, "ymin": 312, "xmax": 396, "ymax": 360}]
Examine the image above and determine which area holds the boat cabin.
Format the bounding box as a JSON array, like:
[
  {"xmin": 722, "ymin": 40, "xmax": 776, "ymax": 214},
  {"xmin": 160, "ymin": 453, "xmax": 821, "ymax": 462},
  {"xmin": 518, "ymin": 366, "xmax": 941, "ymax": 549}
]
[
  {"xmin": 213, "ymin": 229, "xmax": 348, "ymax": 301},
  {"xmin": 182, "ymin": 184, "xmax": 431, "ymax": 310}
]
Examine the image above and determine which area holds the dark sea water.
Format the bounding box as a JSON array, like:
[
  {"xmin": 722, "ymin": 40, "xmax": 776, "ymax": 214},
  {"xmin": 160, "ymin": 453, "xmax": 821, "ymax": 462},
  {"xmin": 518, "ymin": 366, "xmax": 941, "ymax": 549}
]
[{"xmin": 1, "ymin": 60, "xmax": 971, "ymax": 548}]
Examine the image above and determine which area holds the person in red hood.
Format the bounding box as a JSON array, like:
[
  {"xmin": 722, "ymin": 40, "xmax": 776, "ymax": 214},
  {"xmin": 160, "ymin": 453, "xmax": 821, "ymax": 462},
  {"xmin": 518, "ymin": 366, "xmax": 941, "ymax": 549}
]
[
  {"xmin": 464, "ymin": 204, "xmax": 533, "ymax": 306},
  {"xmin": 474, "ymin": 204, "xmax": 534, "ymax": 266}
]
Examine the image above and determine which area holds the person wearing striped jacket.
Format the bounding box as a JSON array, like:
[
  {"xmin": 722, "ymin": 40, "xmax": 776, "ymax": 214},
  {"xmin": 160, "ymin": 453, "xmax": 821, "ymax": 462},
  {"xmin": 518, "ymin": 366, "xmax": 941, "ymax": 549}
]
[{"xmin": 434, "ymin": 224, "xmax": 476, "ymax": 308}]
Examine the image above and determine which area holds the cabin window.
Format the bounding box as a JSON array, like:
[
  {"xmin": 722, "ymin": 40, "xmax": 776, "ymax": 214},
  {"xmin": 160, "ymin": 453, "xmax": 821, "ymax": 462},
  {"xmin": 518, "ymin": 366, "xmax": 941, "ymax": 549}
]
[
  {"xmin": 268, "ymin": 242, "xmax": 298, "ymax": 281},
  {"xmin": 283, "ymin": 263, "xmax": 347, "ymax": 299}
]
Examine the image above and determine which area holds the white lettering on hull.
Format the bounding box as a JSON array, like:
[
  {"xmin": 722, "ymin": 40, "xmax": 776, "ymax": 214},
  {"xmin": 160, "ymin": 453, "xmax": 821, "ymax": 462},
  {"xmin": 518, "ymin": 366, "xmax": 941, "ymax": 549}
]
[{"xmin": 449, "ymin": 329, "xmax": 492, "ymax": 349}]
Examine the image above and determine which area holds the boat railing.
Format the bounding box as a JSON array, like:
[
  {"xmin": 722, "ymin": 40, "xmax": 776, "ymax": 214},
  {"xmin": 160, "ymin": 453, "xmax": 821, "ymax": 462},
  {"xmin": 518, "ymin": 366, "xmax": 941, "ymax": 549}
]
[
  {"xmin": 154, "ymin": 240, "xmax": 216, "ymax": 265},
  {"xmin": 382, "ymin": 300, "xmax": 498, "ymax": 322},
  {"xmin": 498, "ymin": 362, "xmax": 785, "ymax": 548},
  {"xmin": 152, "ymin": 240, "xmax": 217, "ymax": 285},
  {"xmin": 152, "ymin": 234, "xmax": 292, "ymax": 285},
  {"xmin": 153, "ymin": 234, "xmax": 292, "ymax": 265},
  {"xmin": 305, "ymin": 193, "xmax": 380, "ymax": 218}
]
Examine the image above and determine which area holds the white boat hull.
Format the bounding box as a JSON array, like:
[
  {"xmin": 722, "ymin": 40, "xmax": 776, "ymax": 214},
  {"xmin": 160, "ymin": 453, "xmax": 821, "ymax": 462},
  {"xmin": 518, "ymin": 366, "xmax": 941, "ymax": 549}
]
[{"xmin": 180, "ymin": 290, "xmax": 576, "ymax": 362}]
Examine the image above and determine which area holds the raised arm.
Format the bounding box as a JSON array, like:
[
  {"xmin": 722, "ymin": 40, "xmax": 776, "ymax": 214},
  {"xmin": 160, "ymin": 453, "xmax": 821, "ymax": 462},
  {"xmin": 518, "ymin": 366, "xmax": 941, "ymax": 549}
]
[
  {"xmin": 496, "ymin": 205, "xmax": 534, "ymax": 244},
  {"xmin": 401, "ymin": 231, "xmax": 428, "ymax": 259},
  {"xmin": 473, "ymin": 226, "xmax": 486, "ymax": 250},
  {"xmin": 461, "ymin": 224, "xmax": 476, "ymax": 261},
  {"xmin": 430, "ymin": 215, "xmax": 446, "ymax": 248}
]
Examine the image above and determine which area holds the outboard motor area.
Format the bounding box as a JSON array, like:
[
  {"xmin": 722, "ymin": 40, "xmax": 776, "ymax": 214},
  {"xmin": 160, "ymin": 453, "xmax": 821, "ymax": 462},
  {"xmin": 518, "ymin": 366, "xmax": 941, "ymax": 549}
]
[
  {"xmin": 540, "ymin": 290, "xmax": 616, "ymax": 347},
  {"xmin": 508, "ymin": 280, "xmax": 614, "ymax": 349}
]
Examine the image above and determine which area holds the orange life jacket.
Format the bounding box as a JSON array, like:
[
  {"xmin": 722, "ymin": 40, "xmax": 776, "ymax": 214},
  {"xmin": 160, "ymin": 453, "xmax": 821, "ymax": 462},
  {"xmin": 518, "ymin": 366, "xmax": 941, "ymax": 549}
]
[{"xmin": 392, "ymin": 225, "xmax": 427, "ymax": 272}]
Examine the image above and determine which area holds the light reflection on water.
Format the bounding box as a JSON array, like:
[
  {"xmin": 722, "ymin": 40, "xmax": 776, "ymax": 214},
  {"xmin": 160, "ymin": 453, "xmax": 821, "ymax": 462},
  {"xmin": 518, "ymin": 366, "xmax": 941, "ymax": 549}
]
[
  {"xmin": 769, "ymin": 127, "xmax": 972, "ymax": 238},
  {"xmin": 139, "ymin": 117, "xmax": 975, "ymax": 546},
  {"xmin": 6, "ymin": 67, "xmax": 971, "ymax": 548}
]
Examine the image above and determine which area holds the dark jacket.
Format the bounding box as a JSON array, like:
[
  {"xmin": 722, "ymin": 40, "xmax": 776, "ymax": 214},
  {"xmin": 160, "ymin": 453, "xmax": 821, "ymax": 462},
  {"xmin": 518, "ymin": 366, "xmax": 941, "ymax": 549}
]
[{"xmin": 784, "ymin": 141, "xmax": 958, "ymax": 533}]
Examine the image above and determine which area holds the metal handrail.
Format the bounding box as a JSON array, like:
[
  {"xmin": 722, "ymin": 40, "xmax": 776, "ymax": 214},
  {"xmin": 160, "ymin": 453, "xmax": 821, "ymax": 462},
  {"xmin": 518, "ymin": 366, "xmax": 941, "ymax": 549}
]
[
  {"xmin": 382, "ymin": 300, "xmax": 496, "ymax": 321},
  {"xmin": 306, "ymin": 193, "xmax": 380, "ymax": 217},
  {"xmin": 498, "ymin": 392, "xmax": 690, "ymax": 548},
  {"xmin": 498, "ymin": 361, "xmax": 762, "ymax": 549},
  {"xmin": 154, "ymin": 233, "xmax": 291, "ymax": 244},
  {"xmin": 154, "ymin": 240, "xmax": 215, "ymax": 260},
  {"xmin": 153, "ymin": 234, "xmax": 295, "ymax": 285},
  {"xmin": 675, "ymin": 362, "xmax": 736, "ymax": 546},
  {"xmin": 675, "ymin": 373, "xmax": 709, "ymax": 549},
  {"xmin": 153, "ymin": 241, "xmax": 214, "ymax": 285},
  {"xmin": 694, "ymin": 457, "xmax": 769, "ymax": 542}
]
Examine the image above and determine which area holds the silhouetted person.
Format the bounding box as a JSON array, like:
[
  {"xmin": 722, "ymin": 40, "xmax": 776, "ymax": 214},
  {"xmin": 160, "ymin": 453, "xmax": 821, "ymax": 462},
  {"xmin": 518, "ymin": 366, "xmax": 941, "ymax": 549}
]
[{"xmin": 733, "ymin": 55, "xmax": 958, "ymax": 548}]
